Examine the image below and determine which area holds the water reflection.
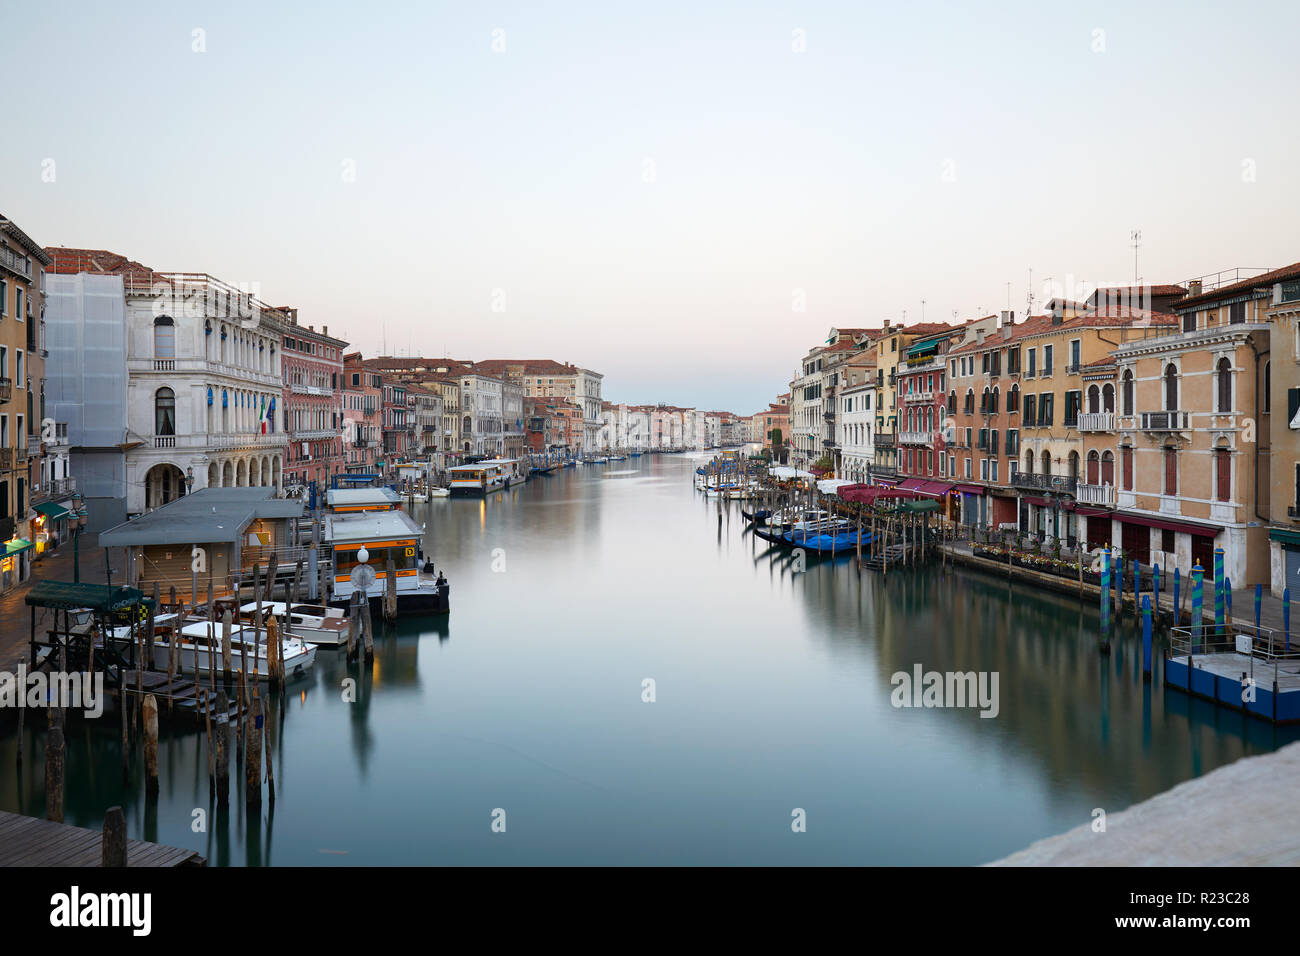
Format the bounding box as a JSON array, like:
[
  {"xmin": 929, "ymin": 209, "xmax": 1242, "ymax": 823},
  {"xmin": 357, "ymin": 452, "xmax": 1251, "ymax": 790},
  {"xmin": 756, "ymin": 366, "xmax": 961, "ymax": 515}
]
[{"xmin": 1, "ymin": 455, "xmax": 1296, "ymax": 865}]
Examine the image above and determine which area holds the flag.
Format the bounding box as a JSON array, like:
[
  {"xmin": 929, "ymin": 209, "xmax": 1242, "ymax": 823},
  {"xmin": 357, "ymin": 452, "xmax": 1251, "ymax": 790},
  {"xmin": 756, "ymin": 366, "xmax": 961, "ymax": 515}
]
[{"xmin": 260, "ymin": 395, "xmax": 267, "ymax": 434}]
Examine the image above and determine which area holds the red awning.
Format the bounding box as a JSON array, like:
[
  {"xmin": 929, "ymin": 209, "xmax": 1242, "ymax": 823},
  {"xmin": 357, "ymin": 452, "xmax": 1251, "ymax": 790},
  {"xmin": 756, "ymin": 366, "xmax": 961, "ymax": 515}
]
[
  {"xmin": 955, "ymin": 484, "xmax": 985, "ymax": 496},
  {"xmin": 898, "ymin": 478, "xmax": 927, "ymax": 492},
  {"xmin": 1022, "ymin": 496, "xmax": 1050, "ymax": 507},
  {"xmin": 1115, "ymin": 512, "xmax": 1219, "ymax": 537},
  {"xmin": 916, "ymin": 481, "xmax": 955, "ymax": 498},
  {"xmin": 1075, "ymin": 506, "xmax": 1110, "ymax": 517},
  {"xmin": 835, "ymin": 483, "xmax": 874, "ymax": 503}
]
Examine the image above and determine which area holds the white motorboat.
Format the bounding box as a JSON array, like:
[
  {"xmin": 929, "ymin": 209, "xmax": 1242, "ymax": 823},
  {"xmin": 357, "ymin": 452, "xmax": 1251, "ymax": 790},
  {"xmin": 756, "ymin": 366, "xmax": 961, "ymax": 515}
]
[
  {"xmin": 239, "ymin": 601, "xmax": 349, "ymax": 646},
  {"xmin": 427, "ymin": 487, "xmax": 450, "ymax": 498},
  {"xmin": 153, "ymin": 620, "xmax": 317, "ymax": 680}
]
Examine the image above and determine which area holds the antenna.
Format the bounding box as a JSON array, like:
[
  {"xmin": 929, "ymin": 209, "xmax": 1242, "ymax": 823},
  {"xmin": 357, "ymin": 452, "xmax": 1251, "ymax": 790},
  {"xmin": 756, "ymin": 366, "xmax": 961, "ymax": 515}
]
[
  {"xmin": 1131, "ymin": 229, "xmax": 1142, "ymax": 283},
  {"xmin": 1026, "ymin": 268, "xmax": 1034, "ymax": 318}
]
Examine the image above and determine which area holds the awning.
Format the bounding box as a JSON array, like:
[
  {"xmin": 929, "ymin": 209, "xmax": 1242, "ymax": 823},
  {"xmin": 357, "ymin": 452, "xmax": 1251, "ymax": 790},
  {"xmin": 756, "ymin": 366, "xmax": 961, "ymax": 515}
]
[
  {"xmin": 4, "ymin": 538, "xmax": 33, "ymax": 558},
  {"xmin": 1076, "ymin": 506, "xmax": 1111, "ymax": 517},
  {"xmin": 1271, "ymin": 528, "xmax": 1300, "ymax": 547},
  {"xmin": 955, "ymin": 484, "xmax": 985, "ymax": 496},
  {"xmin": 898, "ymin": 478, "xmax": 927, "ymax": 492},
  {"xmin": 1114, "ymin": 512, "xmax": 1220, "ymax": 537},
  {"xmin": 33, "ymin": 501, "xmax": 71, "ymax": 521},
  {"xmin": 916, "ymin": 481, "xmax": 954, "ymax": 498},
  {"xmin": 1022, "ymin": 496, "xmax": 1050, "ymax": 508}
]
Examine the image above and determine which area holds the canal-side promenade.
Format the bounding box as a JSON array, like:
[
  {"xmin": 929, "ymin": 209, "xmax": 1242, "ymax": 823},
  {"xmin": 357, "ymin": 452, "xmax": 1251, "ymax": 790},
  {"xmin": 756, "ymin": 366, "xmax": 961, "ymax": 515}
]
[
  {"xmin": 0, "ymin": 535, "xmax": 107, "ymax": 673},
  {"xmin": 990, "ymin": 740, "xmax": 1300, "ymax": 865}
]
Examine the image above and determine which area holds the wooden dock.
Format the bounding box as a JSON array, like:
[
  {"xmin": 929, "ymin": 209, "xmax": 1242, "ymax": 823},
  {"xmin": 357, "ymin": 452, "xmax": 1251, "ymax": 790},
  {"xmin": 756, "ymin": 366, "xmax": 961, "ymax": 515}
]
[{"xmin": 0, "ymin": 811, "xmax": 205, "ymax": 867}]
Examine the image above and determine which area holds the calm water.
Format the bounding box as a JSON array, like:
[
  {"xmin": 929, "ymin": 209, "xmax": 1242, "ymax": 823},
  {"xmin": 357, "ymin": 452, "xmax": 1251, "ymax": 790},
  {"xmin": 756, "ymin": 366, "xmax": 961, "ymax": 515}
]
[{"xmin": 2, "ymin": 454, "xmax": 1296, "ymax": 865}]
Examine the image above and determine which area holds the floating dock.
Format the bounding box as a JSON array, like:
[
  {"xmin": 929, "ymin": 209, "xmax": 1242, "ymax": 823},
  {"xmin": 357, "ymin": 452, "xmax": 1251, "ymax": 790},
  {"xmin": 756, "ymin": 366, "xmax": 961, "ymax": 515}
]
[{"xmin": 0, "ymin": 811, "xmax": 204, "ymax": 867}]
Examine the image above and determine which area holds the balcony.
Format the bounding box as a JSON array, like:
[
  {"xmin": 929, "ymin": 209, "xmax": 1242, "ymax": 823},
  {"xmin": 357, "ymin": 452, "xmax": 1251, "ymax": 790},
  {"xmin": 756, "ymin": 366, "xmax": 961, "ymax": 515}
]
[
  {"xmin": 900, "ymin": 430, "xmax": 930, "ymax": 445},
  {"xmin": 1065, "ymin": 363, "xmax": 1081, "ymax": 375},
  {"xmin": 875, "ymin": 432, "xmax": 896, "ymax": 448},
  {"xmin": 154, "ymin": 435, "xmax": 176, "ymax": 448},
  {"xmin": 353, "ymin": 437, "xmax": 378, "ymax": 449},
  {"xmin": 0, "ymin": 377, "xmax": 9, "ymax": 403},
  {"xmin": 0, "ymin": 245, "xmax": 32, "ymax": 279},
  {"xmin": 27, "ymin": 434, "xmax": 41, "ymax": 457},
  {"xmin": 904, "ymin": 391, "xmax": 935, "ymax": 403},
  {"xmin": 0, "ymin": 448, "xmax": 11, "ymax": 469},
  {"xmin": 1011, "ymin": 473, "xmax": 1077, "ymax": 495},
  {"xmin": 1077, "ymin": 412, "xmax": 1115, "ymax": 432},
  {"xmin": 291, "ymin": 428, "xmax": 337, "ymax": 441},
  {"xmin": 290, "ymin": 382, "xmax": 333, "ymax": 396},
  {"xmin": 1077, "ymin": 483, "xmax": 1115, "ymax": 506},
  {"xmin": 1139, "ymin": 410, "xmax": 1191, "ymax": 431},
  {"xmin": 32, "ymin": 477, "xmax": 77, "ymax": 505},
  {"xmin": 152, "ymin": 359, "xmax": 175, "ymax": 372}
]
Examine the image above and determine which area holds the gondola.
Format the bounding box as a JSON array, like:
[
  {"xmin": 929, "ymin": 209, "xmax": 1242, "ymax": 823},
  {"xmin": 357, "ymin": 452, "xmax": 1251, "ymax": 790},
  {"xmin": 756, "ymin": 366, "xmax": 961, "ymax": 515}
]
[{"xmin": 740, "ymin": 508, "xmax": 772, "ymax": 525}]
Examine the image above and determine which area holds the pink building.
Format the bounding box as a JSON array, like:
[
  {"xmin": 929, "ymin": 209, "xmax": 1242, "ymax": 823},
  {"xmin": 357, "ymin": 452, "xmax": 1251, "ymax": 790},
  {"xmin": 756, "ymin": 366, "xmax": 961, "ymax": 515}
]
[{"xmin": 280, "ymin": 310, "xmax": 347, "ymax": 491}]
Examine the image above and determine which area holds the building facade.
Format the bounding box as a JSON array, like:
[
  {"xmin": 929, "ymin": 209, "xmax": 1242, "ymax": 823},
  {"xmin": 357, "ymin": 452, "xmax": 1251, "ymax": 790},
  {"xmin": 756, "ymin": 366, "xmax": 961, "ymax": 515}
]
[{"xmin": 281, "ymin": 311, "xmax": 346, "ymax": 493}]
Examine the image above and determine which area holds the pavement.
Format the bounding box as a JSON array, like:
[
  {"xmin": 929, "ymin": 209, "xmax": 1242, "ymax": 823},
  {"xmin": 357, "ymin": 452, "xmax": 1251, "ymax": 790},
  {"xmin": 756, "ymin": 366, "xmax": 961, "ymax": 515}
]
[
  {"xmin": 0, "ymin": 533, "xmax": 109, "ymax": 671},
  {"xmin": 990, "ymin": 741, "xmax": 1300, "ymax": 865}
]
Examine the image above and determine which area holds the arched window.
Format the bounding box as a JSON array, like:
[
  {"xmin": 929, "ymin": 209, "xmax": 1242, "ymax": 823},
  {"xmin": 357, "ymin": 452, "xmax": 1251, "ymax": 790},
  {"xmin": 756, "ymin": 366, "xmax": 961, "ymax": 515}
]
[
  {"xmin": 1264, "ymin": 361, "xmax": 1271, "ymax": 413},
  {"xmin": 155, "ymin": 387, "xmax": 176, "ymax": 436},
  {"xmin": 965, "ymin": 389, "xmax": 975, "ymax": 414},
  {"xmin": 1163, "ymin": 445, "xmax": 1177, "ymax": 495},
  {"xmin": 1041, "ymin": 449, "xmax": 1051, "ymax": 477},
  {"xmin": 1087, "ymin": 384, "xmax": 1100, "ymax": 414},
  {"xmin": 1101, "ymin": 450, "xmax": 1114, "ymax": 486},
  {"xmin": 947, "ymin": 391, "xmax": 956, "ymax": 415},
  {"xmin": 1216, "ymin": 357, "xmax": 1232, "ymax": 413},
  {"xmin": 1215, "ymin": 446, "xmax": 1231, "ymax": 501},
  {"xmin": 1102, "ymin": 383, "xmax": 1114, "ymax": 413},
  {"xmin": 1024, "ymin": 449, "xmax": 1034, "ymax": 474},
  {"xmin": 991, "ymin": 387, "xmax": 999, "ymax": 414},
  {"xmin": 1121, "ymin": 445, "xmax": 1133, "ymax": 490},
  {"xmin": 154, "ymin": 316, "xmax": 175, "ymax": 359},
  {"xmin": 1164, "ymin": 365, "xmax": 1178, "ymax": 411},
  {"xmin": 1086, "ymin": 450, "xmax": 1100, "ymax": 484},
  {"xmin": 1122, "ymin": 370, "xmax": 1134, "ymax": 416},
  {"xmin": 1067, "ymin": 450, "xmax": 1079, "ymax": 479}
]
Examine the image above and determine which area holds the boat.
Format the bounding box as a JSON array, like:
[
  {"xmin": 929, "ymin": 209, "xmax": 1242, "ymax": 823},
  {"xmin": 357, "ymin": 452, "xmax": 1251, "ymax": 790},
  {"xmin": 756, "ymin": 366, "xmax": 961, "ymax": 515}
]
[
  {"xmin": 740, "ymin": 508, "xmax": 772, "ymax": 525},
  {"xmin": 151, "ymin": 620, "xmax": 317, "ymax": 680},
  {"xmin": 427, "ymin": 486, "xmax": 451, "ymax": 498},
  {"xmin": 447, "ymin": 459, "xmax": 513, "ymax": 497},
  {"xmin": 607, "ymin": 454, "xmax": 627, "ymax": 461},
  {"xmin": 590, "ymin": 456, "xmax": 608, "ymax": 464},
  {"xmin": 324, "ymin": 487, "xmax": 451, "ymax": 614},
  {"xmin": 238, "ymin": 601, "xmax": 350, "ymax": 646}
]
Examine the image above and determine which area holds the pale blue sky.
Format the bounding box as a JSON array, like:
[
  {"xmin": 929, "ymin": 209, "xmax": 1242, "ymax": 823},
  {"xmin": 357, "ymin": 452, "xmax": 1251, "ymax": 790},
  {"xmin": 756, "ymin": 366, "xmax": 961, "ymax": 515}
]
[{"xmin": 8, "ymin": 0, "xmax": 1298, "ymax": 412}]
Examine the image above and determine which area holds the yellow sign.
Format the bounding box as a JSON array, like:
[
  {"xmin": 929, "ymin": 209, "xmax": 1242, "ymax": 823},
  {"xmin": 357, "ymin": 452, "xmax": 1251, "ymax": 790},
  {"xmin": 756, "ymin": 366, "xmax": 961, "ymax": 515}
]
[{"xmin": 404, "ymin": 547, "xmax": 415, "ymax": 557}]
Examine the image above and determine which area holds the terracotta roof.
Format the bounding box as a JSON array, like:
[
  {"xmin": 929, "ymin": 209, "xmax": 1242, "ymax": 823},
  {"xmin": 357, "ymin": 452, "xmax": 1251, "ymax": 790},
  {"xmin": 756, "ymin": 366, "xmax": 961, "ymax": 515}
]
[
  {"xmin": 473, "ymin": 359, "xmax": 583, "ymax": 376},
  {"xmin": 1092, "ymin": 284, "xmax": 1187, "ymax": 298},
  {"xmin": 45, "ymin": 246, "xmax": 156, "ymax": 279},
  {"xmin": 946, "ymin": 310, "xmax": 1174, "ymax": 356},
  {"xmin": 1176, "ymin": 262, "xmax": 1300, "ymax": 308}
]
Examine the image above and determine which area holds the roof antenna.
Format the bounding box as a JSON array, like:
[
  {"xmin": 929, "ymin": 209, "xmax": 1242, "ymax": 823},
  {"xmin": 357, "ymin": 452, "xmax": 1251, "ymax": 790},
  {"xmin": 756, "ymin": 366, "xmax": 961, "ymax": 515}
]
[{"xmin": 1131, "ymin": 228, "xmax": 1142, "ymax": 284}]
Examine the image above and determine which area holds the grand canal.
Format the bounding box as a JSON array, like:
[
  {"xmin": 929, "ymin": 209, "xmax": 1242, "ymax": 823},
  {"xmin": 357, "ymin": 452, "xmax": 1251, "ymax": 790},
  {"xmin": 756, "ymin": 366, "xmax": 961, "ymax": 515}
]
[{"xmin": 2, "ymin": 454, "xmax": 1296, "ymax": 865}]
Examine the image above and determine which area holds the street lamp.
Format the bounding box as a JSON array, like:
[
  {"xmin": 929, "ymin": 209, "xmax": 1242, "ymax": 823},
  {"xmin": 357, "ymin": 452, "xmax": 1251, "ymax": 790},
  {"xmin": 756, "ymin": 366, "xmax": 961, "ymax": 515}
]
[{"xmin": 71, "ymin": 491, "xmax": 87, "ymax": 583}]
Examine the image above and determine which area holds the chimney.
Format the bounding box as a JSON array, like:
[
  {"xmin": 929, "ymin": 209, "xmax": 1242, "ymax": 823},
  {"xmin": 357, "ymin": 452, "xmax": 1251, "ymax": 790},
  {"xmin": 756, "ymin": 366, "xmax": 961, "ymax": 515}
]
[
  {"xmin": 1000, "ymin": 309, "xmax": 1013, "ymax": 327},
  {"xmin": 1188, "ymin": 279, "xmax": 1203, "ymax": 297},
  {"xmin": 322, "ymin": 325, "xmax": 328, "ymax": 337},
  {"xmin": 976, "ymin": 328, "xmax": 985, "ymax": 345},
  {"xmin": 1051, "ymin": 303, "xmax": 1064, "ymax": 324},
  {"xmin": 883, "ymin": 319, "xmax": 891, "ymax": 330}
]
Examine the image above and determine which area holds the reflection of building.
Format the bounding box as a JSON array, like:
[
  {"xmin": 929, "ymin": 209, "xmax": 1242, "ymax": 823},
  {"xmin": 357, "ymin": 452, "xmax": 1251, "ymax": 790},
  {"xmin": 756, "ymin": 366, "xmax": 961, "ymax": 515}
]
[
  {"xmin": 45, "ymin": 248, "xmax": 288, "ymax": 522},
  {"xmin": 0, "ymin": 215, "xmax": 51, "ymax": 591}
]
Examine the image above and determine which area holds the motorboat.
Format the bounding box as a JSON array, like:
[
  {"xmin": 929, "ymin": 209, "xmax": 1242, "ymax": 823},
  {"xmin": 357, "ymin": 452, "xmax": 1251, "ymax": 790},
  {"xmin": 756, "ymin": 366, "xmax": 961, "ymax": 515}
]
[
  {"xmin": 239, "ymin": 601, "xmax": 349, "ymax": 646},
  {"xmin": 152, "ymin": 620, "xmax": 317, "ymax": 680}
]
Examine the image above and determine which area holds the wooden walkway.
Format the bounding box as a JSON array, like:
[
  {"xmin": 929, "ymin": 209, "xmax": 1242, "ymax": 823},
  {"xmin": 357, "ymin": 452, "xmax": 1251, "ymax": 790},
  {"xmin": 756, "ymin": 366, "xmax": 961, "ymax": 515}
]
[{"xmin": 0, "ymin": 811, "xmax": 205, "ymax": 867}]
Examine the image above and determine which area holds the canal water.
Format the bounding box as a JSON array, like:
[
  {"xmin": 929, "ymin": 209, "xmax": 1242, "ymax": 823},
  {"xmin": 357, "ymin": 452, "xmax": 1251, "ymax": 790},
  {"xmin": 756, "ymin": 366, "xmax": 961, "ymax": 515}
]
[{"xmin": 2, "ymin": 454, "xmax": 1296, "ymax": 865}]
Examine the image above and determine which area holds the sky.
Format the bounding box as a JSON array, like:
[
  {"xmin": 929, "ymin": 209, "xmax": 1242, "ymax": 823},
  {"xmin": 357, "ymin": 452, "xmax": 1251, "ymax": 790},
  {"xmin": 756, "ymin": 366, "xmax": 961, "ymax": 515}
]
[{"xmin": 7, "ymin": 0, "xmax": 1299, "ymax": 413}]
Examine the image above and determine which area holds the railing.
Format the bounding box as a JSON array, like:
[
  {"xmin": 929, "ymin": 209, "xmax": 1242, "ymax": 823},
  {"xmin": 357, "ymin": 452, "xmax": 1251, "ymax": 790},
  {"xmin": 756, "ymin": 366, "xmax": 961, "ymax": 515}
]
[
  {"xmin": 1011, "ymin": 473, "xmax": 1077, "ymax": 494},
  {"xmin": 875, "ymin": 432, "xmax": 896, "ymax": 447},
  {"xmin": 900, "ymin": 431, "xmax": 929, "ymax": 444},
  {"xmin": 1077, "ymin": 482, "xmax": 1115, "ymax": 506},
  {"xmin": 32, "ymin": 477, "xmax": 77, "ymax": 505},
  {"xmin": 209, "ymin": 433, "xmax": 286, "ymax": 449},
  {"xmin": 904, "ymin": 390, "xmax": 934, "ymax": 403},
  {"xmin": 1077, "ymin": 411, "xmax": 1115, "ymax": 432},
  {"xmin": 1065, "ymin": 363, "xmax": 1081, "ymax": 375},
  {"xmin": 154, "ymin": 435, "xmax": 176, "ymax": 448},
  {"xmin": 1140, "ymin": 410, "xmax": 1190, "ymax": 431},
  {"xmin": 0, "ymin": 377, "xmax": 9, "ymax": 403},
  {"xmin": 0, "ymin": 246, "xmax": 32, "ymax": 279},
  {"xmin": 291, "ymin": 428, "xmax": 337, "ymax": 441},
  {"xmin": 0, "ymin": 448, "xmax": 12, "ymax": 469},
  {"xmin": 152, "ymin": 359, "xmax": 175, "ymax": 371},
  {"xmin": 1289, "ymin": 505, "xmax": 1300, "ymax": 520},
  {"xmin": 290, "ymin": 383, "xmax": 333, "ymax": 396}
]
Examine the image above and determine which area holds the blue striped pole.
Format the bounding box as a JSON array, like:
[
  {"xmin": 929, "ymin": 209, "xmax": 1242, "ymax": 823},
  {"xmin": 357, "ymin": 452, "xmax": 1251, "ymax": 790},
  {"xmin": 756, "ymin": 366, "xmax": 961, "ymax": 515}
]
[
  {"xmin": 1225, "ymin": 576, "xmax": 1232, "ymax": 622},
  {"xmin": 1116, "ymin": 550, "xmax": 1124, "ymax": 612},
  {"xmin": 1191, "ymin": 563, "xmax": 1204, "ymax": 650},
  {"xmin": 1133, "ymin": 559, "xmax": 1141, "ymax": 611},
  {"xmin": 1255, "ymin": 583, "xmax": 1263, "ymax": 635},
  {"xmin": 1101, "ymin": 548, "xmax": 1112, "ymax": 622},
  {"xmin": 1141, "ymin": 594, "xmax": 1153, "ymax": 681},
  {"xmin": 1214, "ymin": 547, "xmax": 1225, "ymax": 632},
  {"xmin": 1154, "ymin": 563, "xmax": 1161, "ymax": 608}
]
